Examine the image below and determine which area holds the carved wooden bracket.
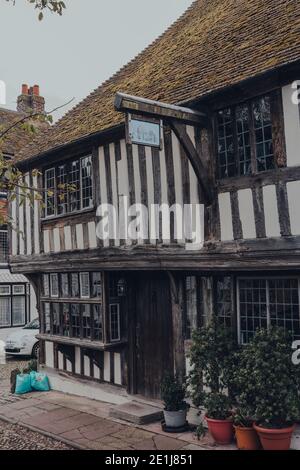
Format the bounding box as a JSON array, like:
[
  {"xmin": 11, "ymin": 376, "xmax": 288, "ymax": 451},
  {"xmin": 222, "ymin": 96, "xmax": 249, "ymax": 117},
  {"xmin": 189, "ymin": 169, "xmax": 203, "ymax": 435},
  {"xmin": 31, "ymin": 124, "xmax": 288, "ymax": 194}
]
[{"xmin": 170, "ymin": 121, "xmax": 213, "ymax": 204}]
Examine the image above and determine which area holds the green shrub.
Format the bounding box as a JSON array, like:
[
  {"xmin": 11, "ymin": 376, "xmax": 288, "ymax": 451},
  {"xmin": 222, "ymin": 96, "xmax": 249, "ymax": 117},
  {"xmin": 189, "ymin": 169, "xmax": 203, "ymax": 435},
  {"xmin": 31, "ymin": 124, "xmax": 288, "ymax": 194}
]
[
  {"xmin": 188, "ymin": 318, "xmax": 237, "ymax": 419},
  {"xmin": 233, "ymin": 327, "xmax": 300, "ymax": 429},
  {"xmin": 160, "ymin": 374, "xmax": 187, "ymax": 412}
]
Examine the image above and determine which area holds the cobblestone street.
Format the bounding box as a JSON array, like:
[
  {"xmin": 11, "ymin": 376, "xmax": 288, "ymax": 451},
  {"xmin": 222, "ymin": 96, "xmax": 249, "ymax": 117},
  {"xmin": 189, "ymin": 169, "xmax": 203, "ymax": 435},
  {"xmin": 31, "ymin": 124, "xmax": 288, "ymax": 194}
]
[{"xmin": 0, "ymin": 420, "xmax": 73, "ymax": 450}]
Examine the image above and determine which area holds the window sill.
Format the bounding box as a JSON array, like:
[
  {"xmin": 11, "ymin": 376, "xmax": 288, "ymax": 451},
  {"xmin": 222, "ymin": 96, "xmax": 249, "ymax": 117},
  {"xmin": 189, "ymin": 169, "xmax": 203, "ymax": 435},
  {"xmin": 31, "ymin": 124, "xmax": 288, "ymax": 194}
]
[
  {"xmin": 37, "ymin": 333, "xmax": 127, "ymax": 351},
  {"xmin": 41, "ymin": 206, "xmax": 96, "ymax": 225},
  {"xmin": 217, "ymin": 166, "xmax": 288, "ymax": 185}
]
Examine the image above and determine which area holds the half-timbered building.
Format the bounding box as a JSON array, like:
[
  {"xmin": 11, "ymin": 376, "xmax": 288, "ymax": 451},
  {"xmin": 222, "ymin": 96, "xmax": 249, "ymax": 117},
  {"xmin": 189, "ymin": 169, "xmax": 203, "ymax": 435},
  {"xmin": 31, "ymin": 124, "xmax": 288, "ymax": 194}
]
[{"xmin": 9, "ymin": 0, "xmax": 300, "ymax": 399}]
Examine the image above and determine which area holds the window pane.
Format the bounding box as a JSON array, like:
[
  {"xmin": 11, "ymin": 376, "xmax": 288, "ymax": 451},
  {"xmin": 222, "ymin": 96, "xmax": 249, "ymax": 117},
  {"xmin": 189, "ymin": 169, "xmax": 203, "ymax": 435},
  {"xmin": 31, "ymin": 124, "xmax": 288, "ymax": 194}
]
[
  {"xmin": 80, "ymin": 273, "xmax": 90, "ymax": 298},
  {"xmin": 42, "ymin": 274, "xmax": 49, "ymax": 297},
  {"xmin": 93, "ymin": 304, "xmax": 103, "ymax": 341},
  {"xmin": 110, "ymin": 303, "xmax": 120, "ymax": 342},
  {"xmin": 43, "ymin": 302, "xmax": 51, "ymax": 334},
  {"xmin": 82, "ymin": 304, "xmax": 91, "ymax": 339},
  {"xmin": 81, "ymin": 156, "xmax": 93, "ymax": 209},
  {"xmin": 236, "ymin": 105, "xmax": 251, "ymax": 176},
  {"xmin": 61, "ymin": 273, "xmax": 69, "ymax": 297},
  {"xmin": 0, "ymin": 229, "xmax": 8, "ymax": 262},
  {"xmin": 109, "ymin": 275, "xmax": 126, "ymax": 298},
  {"xmin": 71, "ymin": 304, "xmax": 81, "ymax": 338},
  {"xmin": 62, "ymin": 304, "xmax": 70, "ymax": 337},
  {"xmin": 12, "ymin": 296, "xmax": 25, "ymax": 326},
  {"xmin": 253, "ymin": 96, "xmax": 275, "ymax": 172},
  {"xmin": 269, "ymin": 279, "xmax": 300, "ymax": 340},
  {"xmin": 0, "ymin": 297, "xmax": 11, "ymax": 326},
  {"xmin": 57, "ymin": 164, "xmax": 68, "ymax": 215},
  {"xmin": 71, "ymin": 273, "xmax": 80, "ymax": 297},
  {"xmin": 217, "ymin": 108, "xmax": 236, "ymax": 178},
  {"xmin": 185, "ymin": 276, "xmax": 198, "ymax": 339},
  {"xmin": 50, "ymin": 274, "xmax": 59, "ymax": 297},
  {"xmin": 45, "ymin": 168, "xmax": 55, "ymax": 217},
  {"xmin": 52, "ymin": 303, "xmax": 60, "ymax": 335},
  {"xmin": 216, "ymin": 276, "xmax": 232, "ymax": 328},
  {"xmin": 13, "ymin": 285, "xmax": 25, "ymax": 295},
  {"xmin": 239, "ymin": 279, "xmax": 267, "ymax": 344},
  {"xmin": 0, "ymin": 285, "xmax": 10, "ymax": 296},
  {"xmin": 69, "ymin": 160, "xmax": 80, "ymax": 212},
  {"xmin": 91, "ymin": 272, "xmax": 102, "ymax": 298}
]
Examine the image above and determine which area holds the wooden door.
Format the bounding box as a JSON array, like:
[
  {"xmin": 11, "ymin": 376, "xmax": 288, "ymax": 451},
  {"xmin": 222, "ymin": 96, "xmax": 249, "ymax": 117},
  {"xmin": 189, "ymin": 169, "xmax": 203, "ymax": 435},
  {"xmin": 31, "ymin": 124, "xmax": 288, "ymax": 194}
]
[{"xmin": 134, "ymin": 273, "xmax": 173, "ymax": 399}]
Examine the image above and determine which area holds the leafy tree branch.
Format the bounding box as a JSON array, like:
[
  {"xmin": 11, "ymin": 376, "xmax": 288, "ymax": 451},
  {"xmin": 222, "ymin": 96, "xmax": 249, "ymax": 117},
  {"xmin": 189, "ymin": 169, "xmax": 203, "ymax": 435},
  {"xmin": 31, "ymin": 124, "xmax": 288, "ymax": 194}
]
[{"xmin": 5, "ymin": 0, "xmax": 66, "ymax": 20}]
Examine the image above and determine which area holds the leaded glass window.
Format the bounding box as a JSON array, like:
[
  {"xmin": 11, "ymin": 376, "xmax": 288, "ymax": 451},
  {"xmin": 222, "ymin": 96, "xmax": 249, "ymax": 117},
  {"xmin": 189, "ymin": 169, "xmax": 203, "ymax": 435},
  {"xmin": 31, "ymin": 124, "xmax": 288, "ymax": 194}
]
[
  {"xmin": 43, "ymin": 155, "xmax": 93, "ymax": 218},
  {"xmin": 238, "ymin": 278, "xmax": 300, "ymax": 344},
  {"xmin": 110, "ymin": 303, "xmax": 120, "ymax": 342},
  {"xmin": 253, "ymin": 96, "xmax": 275, "ymax": 171},
  {"xmin": 216, "ymin": 94, "xmax": 278, "ymax": 178}
]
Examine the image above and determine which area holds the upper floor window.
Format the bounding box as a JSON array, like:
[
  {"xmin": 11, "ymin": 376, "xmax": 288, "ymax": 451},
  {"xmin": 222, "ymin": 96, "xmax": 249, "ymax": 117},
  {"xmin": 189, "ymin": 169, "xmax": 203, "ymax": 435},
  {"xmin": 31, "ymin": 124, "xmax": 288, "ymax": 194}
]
[
  {"xmin": 44, "ymin": 155, "xmax": 93, "ymax": 218},
  {"xmin": 0, "ymin": 228, "xmax": 8, "ymax": 262},
  {"xmin": 216, "ymin": 94, "xmax": 278, "ymax": 178}
]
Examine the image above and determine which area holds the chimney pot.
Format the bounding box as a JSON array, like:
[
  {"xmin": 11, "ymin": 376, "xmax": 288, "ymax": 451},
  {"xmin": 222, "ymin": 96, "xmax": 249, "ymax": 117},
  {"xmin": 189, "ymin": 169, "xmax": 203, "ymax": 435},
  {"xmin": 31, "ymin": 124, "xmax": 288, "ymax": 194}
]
[
  {"xmin": 17, "ymin": 83, "xmax": 45, "ymax": 114},
  {"xmin": 21, "ymin": 84, "xmax": 29, "ymax": 95},
  {"xmin": 33, "ymin": 85, "xmax": 40, "ymax": 96}
]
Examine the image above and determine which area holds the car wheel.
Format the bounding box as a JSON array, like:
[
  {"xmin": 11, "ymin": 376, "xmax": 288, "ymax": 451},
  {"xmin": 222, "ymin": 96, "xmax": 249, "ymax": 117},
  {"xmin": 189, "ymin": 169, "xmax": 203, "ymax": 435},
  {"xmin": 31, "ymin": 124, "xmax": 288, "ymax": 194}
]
[{"xmin": 32, "ymin": 342, "xmax": 40, "ymax": 359}]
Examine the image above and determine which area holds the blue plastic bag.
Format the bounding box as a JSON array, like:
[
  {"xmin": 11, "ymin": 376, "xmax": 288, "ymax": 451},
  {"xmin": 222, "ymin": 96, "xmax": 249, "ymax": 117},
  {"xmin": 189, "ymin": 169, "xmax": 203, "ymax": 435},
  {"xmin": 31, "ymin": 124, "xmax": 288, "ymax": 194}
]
[
  {"xmin": 15, "ymin": 374, "xmax": 32, "ymax": 395},
  {"xmin": 30, "ymin": 371, "xmax": 50, "ymax": 392}
]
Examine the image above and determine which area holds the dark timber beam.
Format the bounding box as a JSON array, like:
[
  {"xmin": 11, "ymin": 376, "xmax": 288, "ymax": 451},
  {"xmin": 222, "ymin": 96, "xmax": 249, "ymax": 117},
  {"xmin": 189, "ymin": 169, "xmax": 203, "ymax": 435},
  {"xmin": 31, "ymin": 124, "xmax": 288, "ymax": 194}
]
[
  {"xmin": 170, "ymin": 121, "xmax": 213, "ymax": 203},
  {"xmin": 115, "ymin": 92, "xmax": 208, "ymax": 126}
]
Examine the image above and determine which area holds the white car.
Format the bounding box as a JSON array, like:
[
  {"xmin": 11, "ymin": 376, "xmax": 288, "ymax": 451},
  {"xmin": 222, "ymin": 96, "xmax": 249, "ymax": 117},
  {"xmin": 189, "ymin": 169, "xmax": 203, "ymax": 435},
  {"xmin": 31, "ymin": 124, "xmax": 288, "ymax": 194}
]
[{"xmin": 5, "ymin": 318, "xmax": 40, "ymax": 358}]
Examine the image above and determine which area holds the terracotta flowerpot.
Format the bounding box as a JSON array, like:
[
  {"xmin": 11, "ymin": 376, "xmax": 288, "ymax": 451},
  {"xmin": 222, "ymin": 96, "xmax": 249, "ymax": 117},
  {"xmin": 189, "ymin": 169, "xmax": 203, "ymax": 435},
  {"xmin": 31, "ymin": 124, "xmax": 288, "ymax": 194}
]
[
  {"xmin": 206, "ymin": 416, "xmax": 234, "ymax": 445},
  {"xmin": 234, "ymin": 425, "xmax": 261, "ymax": 450},
  {"xmin": 253, "ymin": 423, "xmax": 295, "ymax": 451}
]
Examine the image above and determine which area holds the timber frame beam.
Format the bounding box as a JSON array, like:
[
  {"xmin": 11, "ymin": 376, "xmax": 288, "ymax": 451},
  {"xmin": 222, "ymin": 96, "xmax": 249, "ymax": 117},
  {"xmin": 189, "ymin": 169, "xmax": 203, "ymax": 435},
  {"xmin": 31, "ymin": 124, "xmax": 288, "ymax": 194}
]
[
  {"xmin": 115, "ymin": 92, "xmax": 208, "ymax": 126},
  {"xmin": 115, "ymin": 92, "xmax": 213, "ymax": 204}
]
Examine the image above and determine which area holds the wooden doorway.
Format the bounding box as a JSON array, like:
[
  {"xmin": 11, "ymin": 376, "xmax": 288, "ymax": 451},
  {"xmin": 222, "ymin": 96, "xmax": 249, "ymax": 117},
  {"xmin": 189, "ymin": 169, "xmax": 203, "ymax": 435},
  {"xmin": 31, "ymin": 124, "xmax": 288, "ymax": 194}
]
[{"xmin": 130, "ymin": 273, "xmax": 173, "ymax": 399}]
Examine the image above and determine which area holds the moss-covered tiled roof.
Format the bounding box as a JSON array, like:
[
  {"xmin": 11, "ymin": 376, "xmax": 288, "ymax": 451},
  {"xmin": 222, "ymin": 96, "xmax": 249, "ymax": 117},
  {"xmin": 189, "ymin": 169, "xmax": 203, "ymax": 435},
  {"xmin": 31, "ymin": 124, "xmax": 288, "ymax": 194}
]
[
  {"xmin": 17, "ymin": 0, "xmax": 300, "ymax": 162},
  {"xmin": 0, "ymin": 108, "xmax": 34, "ymax": 156}
]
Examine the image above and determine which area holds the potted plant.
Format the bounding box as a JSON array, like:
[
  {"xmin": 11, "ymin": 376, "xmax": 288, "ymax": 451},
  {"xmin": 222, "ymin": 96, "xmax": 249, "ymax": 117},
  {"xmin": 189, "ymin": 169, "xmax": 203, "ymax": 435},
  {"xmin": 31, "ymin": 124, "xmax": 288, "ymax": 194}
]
[
  {"xmin": 188, "ymin": 319, "xmax": 237, "ymax": 445},
  {"xmin": 205, "ymin": 392, "xmax": 234, "ymax": 444},
  {"xmin": 236, "ymin": 327, "xmax": 300, "ymax": 451},
  {"xmin": 160, "ymin": 374, "xmax": 188, "ymax": 429},
  {"xmin": 233, "ymin": 408, "xmax": 260, "ymax": 450}
]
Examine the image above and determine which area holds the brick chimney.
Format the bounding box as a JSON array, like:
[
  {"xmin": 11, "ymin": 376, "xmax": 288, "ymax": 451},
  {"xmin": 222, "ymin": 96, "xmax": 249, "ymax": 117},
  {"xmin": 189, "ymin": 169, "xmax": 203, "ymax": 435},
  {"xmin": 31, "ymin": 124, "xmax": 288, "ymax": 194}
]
[{"xmin": 17, "ymin": 83, "xmax": 45, "ymax": 114}]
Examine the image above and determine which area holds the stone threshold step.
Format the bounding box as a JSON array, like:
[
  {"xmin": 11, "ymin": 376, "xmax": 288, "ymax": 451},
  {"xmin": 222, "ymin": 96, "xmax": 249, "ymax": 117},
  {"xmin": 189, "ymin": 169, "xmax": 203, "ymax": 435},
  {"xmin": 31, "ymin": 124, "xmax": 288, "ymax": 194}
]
[{"xmin": 109, "ymin": 401, "xmax": 163, "ymax": 425}]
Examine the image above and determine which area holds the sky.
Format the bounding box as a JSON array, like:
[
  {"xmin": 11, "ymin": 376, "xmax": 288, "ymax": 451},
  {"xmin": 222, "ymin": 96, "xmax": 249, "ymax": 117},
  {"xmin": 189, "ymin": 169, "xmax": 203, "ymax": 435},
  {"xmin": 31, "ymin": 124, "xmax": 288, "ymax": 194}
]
[{"xmin": 0, "ymin": 0, "xmax": 194, "ymax": 120}]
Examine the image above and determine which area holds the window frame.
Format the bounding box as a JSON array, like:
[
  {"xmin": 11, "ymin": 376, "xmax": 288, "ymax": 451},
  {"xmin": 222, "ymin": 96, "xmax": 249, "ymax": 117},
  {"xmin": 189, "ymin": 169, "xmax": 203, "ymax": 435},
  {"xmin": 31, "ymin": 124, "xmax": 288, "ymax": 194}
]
[
  {"xmin": 50, "ymin": 273, "xmax": 59, "ymax": 298},
  {"xmin": 0, "ymin": 229, "xmax": 8, "ymax": 262},
  {"xmin": 215, "ymin": 91, "xmax": 285, "ymax": 180},
  {"xmin": 12, "ymin": 285, "xmax": 25, "ymax": 295},
  {"xmin": 79, "ymin": 272, "xmax": 90, "ymax": 299},
  {"xmin": 0, "ymin": 282, "xmax": 29, "ymax": 328},
  {"xmin": 237, "ymin": 276, "xmax": 300, "ymax": 344},
  {"xmin": 0, "ymin": 285, "xmax": 11, "ymax": 296},
  {"xmin": 109, "ymin": 303, "xmax": 121, "ymax": 342},
  {"xmin": 43, "ymin": 155, "xmax": 94, "ymax": 220}
]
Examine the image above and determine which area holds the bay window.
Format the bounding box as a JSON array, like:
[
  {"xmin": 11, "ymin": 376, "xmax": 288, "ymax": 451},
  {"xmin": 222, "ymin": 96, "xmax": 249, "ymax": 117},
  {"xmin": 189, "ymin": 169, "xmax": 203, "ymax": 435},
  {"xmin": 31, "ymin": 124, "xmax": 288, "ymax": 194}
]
[{"xmin": 41, "ymin": 272, "xmax": 125, "ymax": 344}]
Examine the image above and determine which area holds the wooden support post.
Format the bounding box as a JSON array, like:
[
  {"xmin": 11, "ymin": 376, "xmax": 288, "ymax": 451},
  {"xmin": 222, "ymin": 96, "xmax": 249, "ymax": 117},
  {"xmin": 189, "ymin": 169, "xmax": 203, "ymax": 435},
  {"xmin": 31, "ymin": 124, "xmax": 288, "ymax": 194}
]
[{"xmin": 168, "ymin": 272, "xmax": 185, "ymax": 377}]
